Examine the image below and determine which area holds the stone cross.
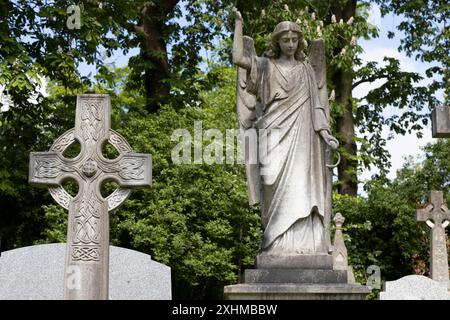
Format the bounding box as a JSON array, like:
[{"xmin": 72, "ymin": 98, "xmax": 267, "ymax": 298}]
[
  {"xmin": 431, "ymin": 105, "xmax": 450, "ymax": 138},
  {"xmin": 416, "ymin": 191, "xmax": 450, "ymax": 285},
  {"xmin": 29, "ymin": 94, "xmax": 152, "ymax": 299}
]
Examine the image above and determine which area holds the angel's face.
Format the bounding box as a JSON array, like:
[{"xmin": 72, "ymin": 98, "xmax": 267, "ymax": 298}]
[{"xmin": 278, "ymin": 31, "xmax": 298, "ymax": 58}]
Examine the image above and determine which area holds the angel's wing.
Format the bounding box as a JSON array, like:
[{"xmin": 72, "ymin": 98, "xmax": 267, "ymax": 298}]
[
  {"xmin": 308, "ymin": 38, "xmax": 333, "ymax": 252},
  {"xmin": 237, "ymin": 36, "xmax": 259, "ymax": 129},
  {"xmin": 308, "ymin": 39, "xmax": 330, "ymax": 123},
  {"xmin": 236, "ymin": 36, "xmax": 261, "ymax": 205}
]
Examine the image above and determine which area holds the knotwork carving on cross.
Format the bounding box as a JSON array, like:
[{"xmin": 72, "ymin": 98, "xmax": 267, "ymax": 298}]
[{"xmin": 42, "ymin": 128, "xmax": 136, "ymax": 212}]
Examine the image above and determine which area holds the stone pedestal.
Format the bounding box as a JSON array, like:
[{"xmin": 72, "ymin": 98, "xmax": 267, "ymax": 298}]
[
  {"xmin": 379, "ymin": 275, "xmax": 450, "ymax": 300},
  {"xmin": 224, "ymin": 254, "xmax": 370, "ymax": 300}
]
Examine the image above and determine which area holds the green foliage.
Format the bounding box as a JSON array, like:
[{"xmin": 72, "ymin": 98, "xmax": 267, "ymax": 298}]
[
  {"xmin": 233, "ymin": 2, "xmax": 376, "ymax": 70},
  {"xmin": 374, "ymin": 0, "xmax": 449, "ymax": 104},
  {"xmin": 34, "ymin": 205, "xmax": 68, "ymax": 244},
  {"xmin": 333, "ymin": 186, "xmax": 427, "ymax": 297},
  {"xmin": 2, "ymin": 0, "xmax": 444, "ymax": 193},
  {"xmin": 1, "ymin": 0, "xmax": 448, "ymax": 300},
  {"xmin": 420, "ymin": 139, "xmax": 450, "ymax": 194},
  {"xmin": 333, "ymin": 139, "xmax": 450, "ymax": 295},
  {"xmin": 1, "ymin": 0, "xmax": 233, "ymax": 108},
  {"xmin": 0, "ymin": 79, "xmax": 85, "ymax": 249},
  {"xmin": 161, "ymin": 0, "xmax": 231, "ymax": 107}
]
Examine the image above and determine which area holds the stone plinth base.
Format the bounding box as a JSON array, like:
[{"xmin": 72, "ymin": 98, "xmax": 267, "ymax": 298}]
[
  {"xmin": 225, "ymin": 254, "xmax": 370, "ymax": 300},
  {"xmin": 245, "ymin": 269, "xmax": 348, "ymax": 284},
  {"xmin": 256, "ymin": 253, "xmax": 333, "ymax": 269},
  {"xmin": 223, "ymin": 283, "xmax": 370, "ymax": 300}
]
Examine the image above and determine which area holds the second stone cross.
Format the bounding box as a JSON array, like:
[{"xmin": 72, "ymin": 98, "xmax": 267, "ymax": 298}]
[
  {"xmin": 29, "ymin": 94, "xmax": 152, "ymax": 299},
  {"xmin": 416, "ymin": 191, "xmax": 450, "ymax": 286}
]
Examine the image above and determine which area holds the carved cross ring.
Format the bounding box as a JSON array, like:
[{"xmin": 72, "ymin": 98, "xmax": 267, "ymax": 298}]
[{"xmin": 48, "ymin": 128, "xmax": 132, "ymax": 211}]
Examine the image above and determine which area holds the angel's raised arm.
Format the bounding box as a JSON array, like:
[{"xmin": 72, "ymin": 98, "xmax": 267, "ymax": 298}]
[{"xmin": 232, "ymin": 8, "xmax": 251, "ymax": 70}]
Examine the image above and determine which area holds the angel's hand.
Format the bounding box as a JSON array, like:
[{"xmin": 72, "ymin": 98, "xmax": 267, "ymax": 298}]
[
  {"xmin": 320, "ymin": 130, "xmax": 339, "ymax": 150},
  {"xmin": 232, "ymin": 7, "xmax": 242, "ymax": 22},
  {"xmin": 327, "ymin": 137, "xmax": 339, "ymax": 150}
]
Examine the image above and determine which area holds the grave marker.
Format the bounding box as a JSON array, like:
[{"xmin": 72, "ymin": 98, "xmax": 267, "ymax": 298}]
[
  {"xmin": 416, "ymin": 191, "xmax": 450, "ymax": 286},
  {"xmin": 29, "ymin": 94, "xmax": 151, "ymax": 299}
]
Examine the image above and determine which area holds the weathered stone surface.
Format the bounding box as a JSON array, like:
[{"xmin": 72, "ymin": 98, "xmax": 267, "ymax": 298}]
[
  {"xmin": 416, "ymin": 191, "xmax": 450, "ymax": 286},
  {"xmin": 379, "ymin": 275, "xmax": 449, "ymax": 300},
  {"xmin": 332, "ymin": 213, "xmax": 348, "ymax": 269},
  {"xmin": 256, "ymin": 254, "xmax": 333, "ymax": 269},
  {"xmin": 245, "ymin": 269, "xmax": 347, "ymax": 284},
  {"xmin": 225, "ymin": 10, "xmax": 369, "ymax": 300},
  {"xmin": 432, "ymin": 105, "xmax": 450, "ymax": 138},
  {"xmin": 0, "ymin": 243, "xmax": 171, "ymax": 300},
  {"xmin": 332, "ymin": 213, "xmax": 356, "ymax": 283},
  {"xmin": 28, "ymin": 94, "xmax": 152, "ymax": 299},
  {"xmin": 224, "ymin": 283, "xmax": 370, "ymax": 300},
  {"xmin": 233, "ymin": 9, "xmax": 338, "ymax": 255}
]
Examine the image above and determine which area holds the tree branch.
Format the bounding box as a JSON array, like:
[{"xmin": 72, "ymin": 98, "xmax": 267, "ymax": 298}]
[
  {"xmin": 352, "ymin": 75, "xmax": 389, "ymax": 89},
  {"xmin": 158, "ymin": 0, "xmax": 180, "ymax": 15}
]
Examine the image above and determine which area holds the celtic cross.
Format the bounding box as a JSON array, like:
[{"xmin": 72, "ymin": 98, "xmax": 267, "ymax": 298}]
[
  {"xmin": 29, "ymin": 94, "xmax": 152, "ymax": 299},
  {"xmin": 416, "ymin": 191, "xmax": 450, "ymax": 285}
]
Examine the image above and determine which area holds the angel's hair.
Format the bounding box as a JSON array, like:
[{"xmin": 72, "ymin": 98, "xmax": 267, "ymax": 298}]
[{"xmin": 264, "ymin": 21, "xmax": 306, "ymax": 61}]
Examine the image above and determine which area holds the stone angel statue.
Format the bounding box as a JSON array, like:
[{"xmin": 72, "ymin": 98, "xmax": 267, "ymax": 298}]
[{"xmin": 232, "ymin": 8, "xmax": 339, "ymax": 256}]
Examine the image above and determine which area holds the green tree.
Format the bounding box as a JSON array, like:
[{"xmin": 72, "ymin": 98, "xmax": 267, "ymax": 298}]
[
  {"xmin": 0, "ymin": 0, "xmax": 129, "ymax": 249},
  {"xmin": 0, "ymin": 0, "xmax": 232, "ymax": 111},
  {"xmin": 374, "ymin": 0, "xmax": 449, "ymax": 102},
  {"xmin": 2, "ymin": 0, "xmax": 443, "ymax": 206},
  {"xmin": 334, "ymin": 138, "xmax": 450, "ymax": 292},
  {"xmin": 131, "ymin": 0, "xmax": 230, "ymax": 111}
]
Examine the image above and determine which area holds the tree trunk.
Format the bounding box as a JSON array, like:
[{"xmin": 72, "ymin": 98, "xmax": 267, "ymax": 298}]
[
  {"xmin": 135, "ymin": 1, "xmax": 179, "ymax": 113},
  {"xmin": 332, "ymin": 0, "xmax": 358, "ymax": 196}
]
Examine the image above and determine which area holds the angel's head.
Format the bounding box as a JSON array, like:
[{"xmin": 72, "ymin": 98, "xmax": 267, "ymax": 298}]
[{"xmin": 265, "ymin": 21, "xmax": 306, "ymax": 61}]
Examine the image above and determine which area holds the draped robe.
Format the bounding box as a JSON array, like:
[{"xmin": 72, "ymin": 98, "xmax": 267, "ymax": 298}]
[{"xmin": 245, "ymin": 56, "xmax": 330, "ymax": 254}]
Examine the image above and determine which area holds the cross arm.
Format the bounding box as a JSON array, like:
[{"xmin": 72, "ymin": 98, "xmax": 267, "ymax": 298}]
[
  {"xmin": 100, "ymin": 153, "xmax": 152, "ymax": 188},
  {"xmin": 416, "ymin": 204, "xmax": 433, "ymax": 222},
  {"xmin": 430, "ymin": 191, "xmax": 450, "ymax": 220},
  {"xmin": 29, "ymin": 152, "xmax": 77, "ymax": 187},
  {"xmin": 442, "ymin": 205, "xmax": 450, "ymax": 221}
]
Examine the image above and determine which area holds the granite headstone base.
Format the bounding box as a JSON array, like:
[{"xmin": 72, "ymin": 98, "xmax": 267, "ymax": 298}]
[
  {"xmin": 379, "ymin": 275, "xmax": 450, "ymax": 300},
  {"xmin": 0, "ymin": 243, "xmax": 171, "ymax": 300},
  {"xmin": 224, "ymin": 254, "xmax": 370, "ymax": 300}
]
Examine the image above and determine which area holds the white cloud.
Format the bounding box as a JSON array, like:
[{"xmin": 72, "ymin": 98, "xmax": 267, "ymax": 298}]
[
  {"xmin": 358, "ymin": 125, "xmax": 432, "ymax": 185},
  {"xmin": 367, "ymin": 4, "xmax": 381, "ymax": 28}
]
